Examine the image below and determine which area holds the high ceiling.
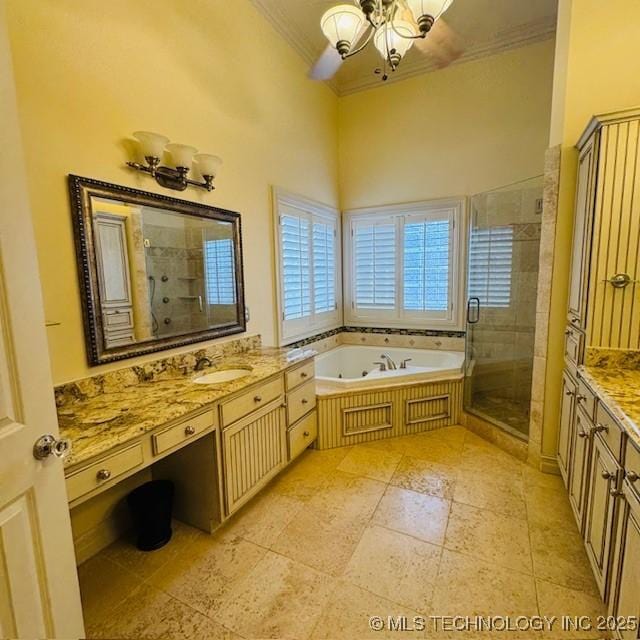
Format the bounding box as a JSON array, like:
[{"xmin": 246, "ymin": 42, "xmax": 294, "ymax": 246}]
[{"xmin": 250, "ymin": 0, "xmax": 558, "ymax": 96}]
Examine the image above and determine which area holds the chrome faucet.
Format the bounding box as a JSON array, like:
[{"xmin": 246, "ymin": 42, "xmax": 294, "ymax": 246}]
[
  {"xmin": 194, "ymin": 356, "xmax": 215, "ymax": 371},
  {"xmin": 380, "ymin": 354, "xmax": 398, "ymax": 370}
]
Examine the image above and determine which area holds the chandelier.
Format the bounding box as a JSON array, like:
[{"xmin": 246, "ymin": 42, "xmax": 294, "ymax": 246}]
[{"xmin": 320, "ymin": 0, "xmax": 453, "ymax": 79}]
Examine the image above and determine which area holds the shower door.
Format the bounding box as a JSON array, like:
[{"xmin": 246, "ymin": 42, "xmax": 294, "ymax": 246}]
[{"xmin": 464, "ymin": 177, "xmax": 543, "ymax": 439}]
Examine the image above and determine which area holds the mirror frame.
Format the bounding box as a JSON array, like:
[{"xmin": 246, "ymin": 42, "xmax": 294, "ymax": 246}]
[{"xmin": 68, "ymin": 175, "xmax": 246, "ymax": 366}]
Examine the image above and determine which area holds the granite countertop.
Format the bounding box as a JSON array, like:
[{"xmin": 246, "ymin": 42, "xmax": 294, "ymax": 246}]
[
  {"xmin": 57, "ymin": 348, "xmax": 315, "ymax": 469},
  {"xmin": 579, "ymin": 365, "xmax": 640, "ymax": 448}
]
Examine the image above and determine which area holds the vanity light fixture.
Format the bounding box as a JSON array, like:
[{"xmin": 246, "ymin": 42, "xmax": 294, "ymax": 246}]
[
  {"xmin": 320, "ymin": 0, "xmax": 453, "ymax": 79},
  {"xmin": 127, "ymin": 131, "xmax": 223, "ymax": 192}
]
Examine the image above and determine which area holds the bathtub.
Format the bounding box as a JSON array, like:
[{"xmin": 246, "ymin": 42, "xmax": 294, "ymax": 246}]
[{"xmin": 315, "ymin": 345, "xmax": 465, "ymax": 393}]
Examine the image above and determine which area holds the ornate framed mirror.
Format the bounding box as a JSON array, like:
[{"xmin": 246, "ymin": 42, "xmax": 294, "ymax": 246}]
[{"xmin": 69, "ymin": 176, "xmax": 246, "ymax": 365}]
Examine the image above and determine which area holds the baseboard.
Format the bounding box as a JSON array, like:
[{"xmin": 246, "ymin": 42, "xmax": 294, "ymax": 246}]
[
  {"xmin": 74, "ymin": 518, "xmax": 130, "ymax": 565},
  {"xmin": 539, "ymin": 454, "xmax": 561, "ymax": 475}
]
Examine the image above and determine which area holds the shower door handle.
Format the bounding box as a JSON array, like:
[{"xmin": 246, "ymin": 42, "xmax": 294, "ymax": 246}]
[{"xmin": 467, "ymin": 297, "xmax": 480, "ymax": 324}]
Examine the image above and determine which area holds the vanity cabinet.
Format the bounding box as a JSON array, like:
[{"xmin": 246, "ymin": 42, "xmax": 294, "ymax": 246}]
[
  {"xmin": 568, "ymin": 404, "xmax": 593, "ymax": 531},
  {"xmin": 584, "ymin": 433, "xmax": 620, "ymax": 599},
  {"xmin": 558, "ymin": 371, "xmax": 577, "ymax": 483},
  {"xmin": 222, "ymin": 400, "xmax": 286, "ymax": 516},
  {"xmin": 567, "ymin": 135, "xmax": 598, "ymax": 330},
  {"xmin": 608, "ymin": 440, "xmax": 640, "ymax": 638}
]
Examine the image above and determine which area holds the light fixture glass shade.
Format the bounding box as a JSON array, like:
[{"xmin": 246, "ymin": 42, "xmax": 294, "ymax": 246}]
[
  {"xmin": 320, "ymin": 5, "xmax": 365, "ymax": 49},
  {"xmin": 373, "ymin": 20, "xmax": 417, "ymax": 60},
  {"xmin": 167, "ymin": 143, "xmax": 198, "ymax": 168},
  {"xmin": 195, "ymin": 153, "xmax": 223, "ymax": 177},
  {"xmin": 133, "ymin": 131, "xmax": 169, "ymax": 159},
  {"xmin": 406, "ymin": 0, "xmax": 453, "ymax": 20}
]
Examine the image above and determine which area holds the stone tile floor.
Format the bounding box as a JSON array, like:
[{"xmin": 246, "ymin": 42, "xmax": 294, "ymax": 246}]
[{"xmin": 79, "ymin": 426, "xmax": 607, "ymax": 639}]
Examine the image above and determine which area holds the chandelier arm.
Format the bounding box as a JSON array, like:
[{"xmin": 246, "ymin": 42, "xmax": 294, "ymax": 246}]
[
  {"xmin": 390, "ymin": 20, "xmax": 428, "ymax": 40},
  {"xmin": 341, "ymin": 24, "xmax": 376, "ymax": 59}
]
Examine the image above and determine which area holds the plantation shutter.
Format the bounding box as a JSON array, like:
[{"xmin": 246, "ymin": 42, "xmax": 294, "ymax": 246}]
[
  {"xmin": 353, "ymin": 221, "xmax": 396, "ymax": 309},
  {"xmin": 313, "ymin": 219, "xmax": 336, "ymax": 314},
  {"xmin": 281, "ymin": 213, "xmax": 311, "ymax": 320},
  {"xmin": 403, "ymin": 217, "xmax": 451, "ymax": 312},
  {"xmin": 468, "ymin": 226, "xmax": 513, "ymax": 308},
  {"xmin": 204, "ymin": 238, "xmax": 236, "ymax": 305}
]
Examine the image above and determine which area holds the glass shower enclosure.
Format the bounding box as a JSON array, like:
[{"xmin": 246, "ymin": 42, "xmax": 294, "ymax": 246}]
[{"xmin": 464, "ymin": 176, "xmax": 543, "ymax": 440}]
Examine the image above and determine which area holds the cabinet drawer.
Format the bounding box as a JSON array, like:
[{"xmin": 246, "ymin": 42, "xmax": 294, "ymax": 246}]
[
  {"xmin": 286, "ymin": 360, "xmax": 315, "ymax": 391},
  {"xmin": 104, "ymin": 330, "xmax": 135, "ymax": 349},
  {"xmin": 564, "ymin": 325, "xmax": 584, "ymax": 367},
  {"xmin": 595, "ymin": 403, "xmax": 624, "ymax": 463},
  {"xmin": 66, "ymin": 443, "xmax": 144, "ymax": 502},
  {"xmin": 288, "ymin": 411, "xmax": 317, "ymax": 461},
  {"xmin": 287, "ymin": 379, "xmax": 316, "ymax": 425},
  {"xmin": 221, "ymin": 376, "xmax": 284, "ymax": 427},
  {"xmin": 104, "ymin": 308, "xmax": 134, "ymax": 329},
  {"xmin": 576, "ymin": 378, "xmax": 597, "ymax": 422},
  {"xmin": 153, "ymin": 410, "xmax": 215, "ymax": 455}
]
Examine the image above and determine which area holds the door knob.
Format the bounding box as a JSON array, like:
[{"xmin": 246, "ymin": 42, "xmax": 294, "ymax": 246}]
[{"xmin": 33, "ymin": 434, "xmax": 71, "ymax": 461}]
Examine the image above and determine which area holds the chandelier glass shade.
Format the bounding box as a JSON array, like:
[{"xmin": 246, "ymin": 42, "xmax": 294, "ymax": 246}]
[{"xmin": 320, "ymin": 0, "xmax": 453, "ymax": 75}]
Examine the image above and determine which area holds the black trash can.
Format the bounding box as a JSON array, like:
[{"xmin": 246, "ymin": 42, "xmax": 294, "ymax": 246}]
[{"xmin": 127, "ymin": 480, "xmax": 174, "ymax": 551}]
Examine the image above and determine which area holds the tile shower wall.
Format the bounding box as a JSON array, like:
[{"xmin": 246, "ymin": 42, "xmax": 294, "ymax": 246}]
[{"xmin": 143, "ymin": 221, "xmax": 207, "ymax": 338}]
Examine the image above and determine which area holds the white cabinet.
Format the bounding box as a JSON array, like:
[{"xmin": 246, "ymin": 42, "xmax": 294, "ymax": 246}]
[
  {"xmin": 558, "ymin": 371, "xmax": 577, "ymax": 485},
  {"xmin": 568, "ymin": 405, "xmax": 593, "ymax": 530},
  {"xmin": 584, "ymin": 434, "xmax": 620, "ymax": 599},
  {"xmin": 567, "ymin": 136, "xmax": 598, "ymax": 330},
  {"xmin": 222, "ymin": 401, "xmax": 286, "ymax": 516},
  {"xmin": 94, "ymin": 213, "xmax": 135, "ymax": 346}
]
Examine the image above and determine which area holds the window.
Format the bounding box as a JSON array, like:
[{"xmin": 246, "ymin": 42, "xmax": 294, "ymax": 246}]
[
  {"xmin": 204, "ymin": 237, "xmax": 236, "ymax": 305},
  {"xmin": 468, "ymin": 226, "xmax": 513, "ymax": 308},
  {"xmin": 345, "ymin": 199, "xmax": 464, "ymax": 329},
  {"xmin": 274, "ymin": 189, "xmax": 341, "ymax": 343}
]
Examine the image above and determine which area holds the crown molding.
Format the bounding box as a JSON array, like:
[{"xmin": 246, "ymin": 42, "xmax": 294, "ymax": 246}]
[
  {"xmin": 250, "ymin": 0, "xmax": 340, "ymax": 94},
  {"xmin": 250, "ymin": 1, "xmax": 556, "ymax": 97},
  {"xmin": 337, "ymin": 16, "xmax": 557, "ymax": 96}
]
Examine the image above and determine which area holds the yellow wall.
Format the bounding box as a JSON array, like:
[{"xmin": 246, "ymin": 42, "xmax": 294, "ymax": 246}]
[
  {"xmin": 338, "ymin": 40, "xmax": 556, "ymax": 210},
  {"xmin": 541, "ymin": 0, "xmax": 640, "ymax": 459},
  {"xmin": 4, "ymin": 0, "xmax": 339, "ymax": 385}
]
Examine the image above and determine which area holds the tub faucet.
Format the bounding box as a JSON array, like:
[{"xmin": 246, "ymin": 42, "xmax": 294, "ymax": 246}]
[{"xmin": 380, "ymin": 354, "xmax": 398, "ymax": 370}]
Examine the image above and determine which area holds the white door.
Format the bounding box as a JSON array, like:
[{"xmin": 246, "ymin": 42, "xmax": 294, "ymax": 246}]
[{"xmin": 0, "ymin": 6, "xmax": 84, "ymax": 639}]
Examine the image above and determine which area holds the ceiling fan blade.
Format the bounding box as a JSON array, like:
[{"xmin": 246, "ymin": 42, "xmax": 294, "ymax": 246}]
[
  {"xmin": 309, "ymin": 44, "xmax": 344, "ymax": 81},
  {"xmin": 415, "ymin": 18, "xmax": 464, "ymax": 68}
]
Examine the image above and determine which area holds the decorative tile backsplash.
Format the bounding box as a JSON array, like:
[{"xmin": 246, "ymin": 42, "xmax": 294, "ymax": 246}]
[
  {"xmin": 55, "ymin": 334, "xmax": 262, "ymax": 408},
  {"xmin": 585, "ymin": 347, "xmax": 640, "ymax": 370},
  {"xmin": 286, "ymin": 325, "xmax": 465, "ymax": 350}
]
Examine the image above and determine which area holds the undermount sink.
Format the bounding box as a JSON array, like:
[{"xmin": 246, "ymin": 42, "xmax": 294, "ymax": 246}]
[{"xmin": 192, "ymin": 368, "xmax": 251, "ymax": 385}]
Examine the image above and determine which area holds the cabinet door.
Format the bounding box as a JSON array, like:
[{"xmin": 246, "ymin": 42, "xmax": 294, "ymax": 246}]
[
  {"xmin": 222, "ymin": 403, "xmax": 286, "ymax": 516},
  {"xmin": 94, "ymin": 213, "xmax": 133, "ymax": 308},
  {"xmin": 558, "ymin": 371, "xmax": 577, "ymax": 486},
  {"xmin": 609, "ymin": 483, "xmax": 640, "ymax": 640},
  {"xmin": 568, "ymin": 405, "xmax": 592, "ymax": 531},
  {"xmin": 584, "ymin": 434, "xmax": 620, "ymax": 600},
  {"xmin": 568, "ymin": 136, "xmax": 597, "ymax": 328}
]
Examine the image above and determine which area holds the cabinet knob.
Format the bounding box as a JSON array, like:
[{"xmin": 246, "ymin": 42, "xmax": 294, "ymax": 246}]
[
  {"xmin": 577, "ymin": 431, "xmax": 588, "ymax": 439},
  {"xmin": 184, "ymin": 425, "xmax": 196, "ymax": 436},
  {"xmin": 565, "ymin": 390, "xmax": 575, "ymax": 397},
  {"xmin": 301, "ymin": 398, "xmax": 308, "ymax": 405},
  {"xmin": 571, "ymin": 317, "xmax": 580, "ymax": 325},
  {"xmin": 254, "ymin": 395, "xmax": 262, "ymax": 403},
  {"xmin": 610, "ymin": 488, "xmax": 623, "ymax": 497},
  {"xmin": 303, "ymin": 431, "xmax": 310, "ymax": 437},
  {"xmin": 626, "ymin": 471, "xmax": 639, "ymax": 483},
  {"xmin": 564, "ymin": 329, "xmax": 571, "ymax": 336},
  {"xmin": 577, "ymin": 395, "xmax": 586, "ymax": 403},
  {"xmin": 601, "ymin": 470, "xmax": 613, "ymax": 480},
  {"xmin": 96, "ymin": 468, "xmax": 112, "ymax": 482},
  {"xmin": 593, "ymin": 423, "xmax": 608, "ymax": 434},
  {"xmin": 301, "ymin": 372, "xmax": 308, "ymax": 378}
]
